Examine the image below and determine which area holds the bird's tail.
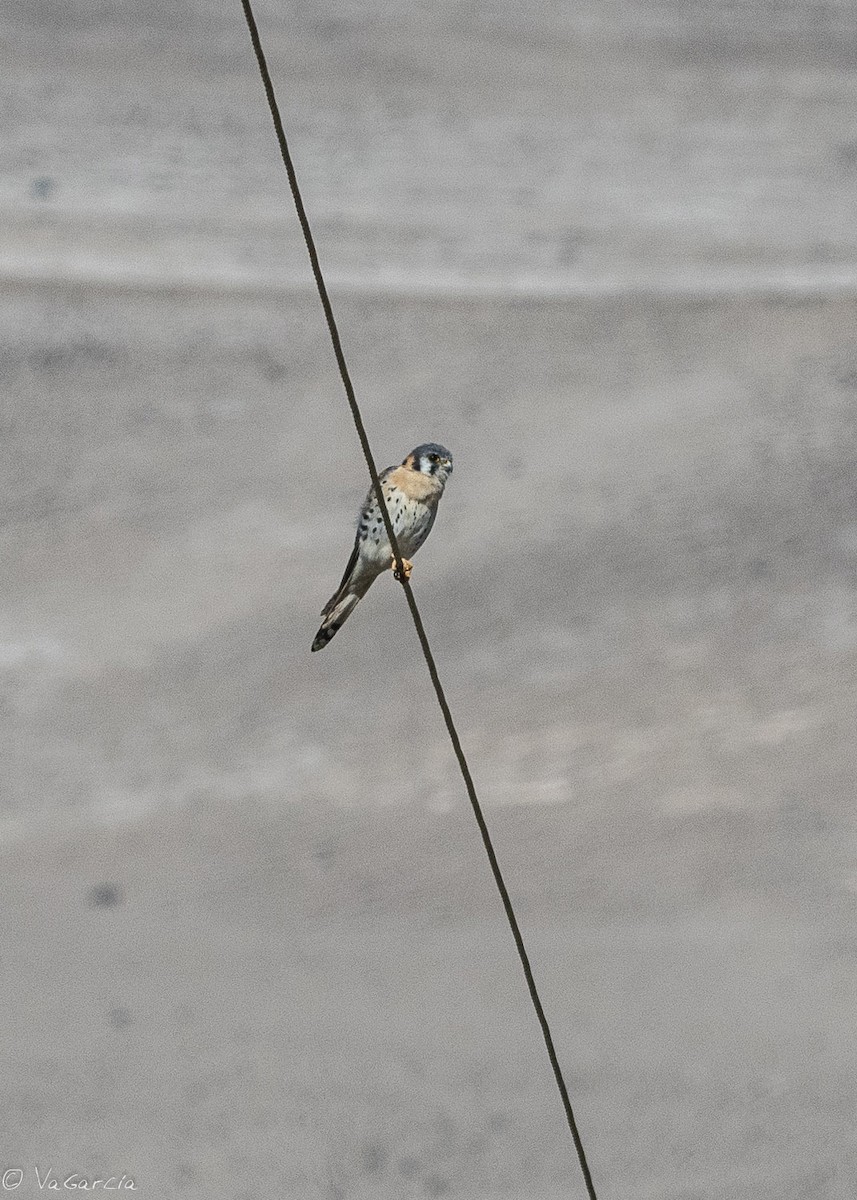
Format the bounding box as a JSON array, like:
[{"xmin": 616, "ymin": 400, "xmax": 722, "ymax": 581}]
[{"xmin": 311, "ymin": 586, "xmax": 363, "ymax": 652}]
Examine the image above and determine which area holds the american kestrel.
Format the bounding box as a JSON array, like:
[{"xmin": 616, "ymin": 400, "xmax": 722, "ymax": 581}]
[{"xmin": 311, "ymin": 443, "xmax": 454, "ymax": 651}]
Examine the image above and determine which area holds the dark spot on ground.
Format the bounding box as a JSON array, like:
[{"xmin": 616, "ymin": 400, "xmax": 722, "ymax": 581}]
[
  {"xmin": 108, "ymin": 1006, "xmax": 133, "ymax": 1029},
  {"xmin": 88, "ymin": 882, "xmax": 123, "ymax": 908},
  {"xmin": 359, "ymin": 1141, "xmax": 388, "ymax": 1174}
]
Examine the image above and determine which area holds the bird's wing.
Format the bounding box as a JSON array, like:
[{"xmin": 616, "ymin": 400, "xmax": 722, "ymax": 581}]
[
  {"xmin": 327, "ymin": 536, "xmax": 360, "ymax": 610},
  {"xmin": 322, "ymin": 467, "xmax": 397, "ymax": 615}
]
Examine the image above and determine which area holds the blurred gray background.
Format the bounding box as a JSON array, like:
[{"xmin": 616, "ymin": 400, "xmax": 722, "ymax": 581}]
[{"xmin": 3, "ymin": 0, "xmax": 857, "ymax": 1197}]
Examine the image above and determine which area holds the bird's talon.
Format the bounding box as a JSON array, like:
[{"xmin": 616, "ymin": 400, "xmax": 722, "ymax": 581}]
[{"xmin": 393, "ymin": 557, "xmax": 413, "ymax": 581}]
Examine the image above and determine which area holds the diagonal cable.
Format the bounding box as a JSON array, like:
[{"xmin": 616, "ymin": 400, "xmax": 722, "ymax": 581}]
[{"xmin": 238, "ymin": 4, "xmax": 599, "ymax": 1196}]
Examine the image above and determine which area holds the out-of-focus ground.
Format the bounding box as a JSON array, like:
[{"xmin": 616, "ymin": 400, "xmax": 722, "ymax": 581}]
[{"xmin": 3, "ymin": 1, "xmax": 857, "ymax": 1197}]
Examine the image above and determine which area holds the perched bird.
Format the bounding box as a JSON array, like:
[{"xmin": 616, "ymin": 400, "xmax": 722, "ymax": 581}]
[{"xmin": 312, "ymin": 443, "xmax": 454, "ymax": 652}]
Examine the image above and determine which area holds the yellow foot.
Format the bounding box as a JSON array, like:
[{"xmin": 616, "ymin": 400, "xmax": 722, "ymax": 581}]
[{"xmin": 392, "ymin": 557, "xmax": 413, "ymax": 581}]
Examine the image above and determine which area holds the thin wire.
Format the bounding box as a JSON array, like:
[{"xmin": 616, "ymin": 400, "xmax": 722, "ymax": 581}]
[{"xmin": 238, "ymin": 5, "xmax": 599, "ymax": 1196}]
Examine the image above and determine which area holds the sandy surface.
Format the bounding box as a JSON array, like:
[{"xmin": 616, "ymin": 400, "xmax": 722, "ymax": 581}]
[{"xmin": 3, "ymin": 1, "xmax": 857, "ymax": 1197}]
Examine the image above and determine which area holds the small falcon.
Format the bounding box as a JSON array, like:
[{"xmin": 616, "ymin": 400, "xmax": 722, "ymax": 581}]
[{"xmin": 312, "ymin": 443, "xmax": 454, "ymax": 652}]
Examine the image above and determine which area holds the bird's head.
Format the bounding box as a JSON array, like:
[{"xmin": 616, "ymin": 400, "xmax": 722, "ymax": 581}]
[{"xmin": 404, "ymin": 443, "xmax": 454, "ymax": 484}]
